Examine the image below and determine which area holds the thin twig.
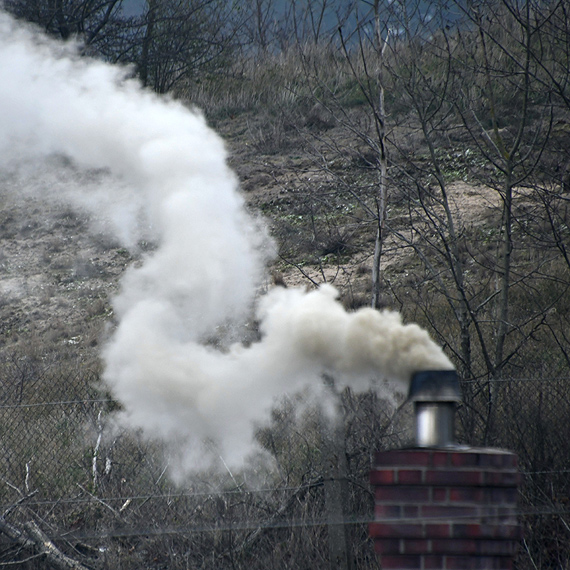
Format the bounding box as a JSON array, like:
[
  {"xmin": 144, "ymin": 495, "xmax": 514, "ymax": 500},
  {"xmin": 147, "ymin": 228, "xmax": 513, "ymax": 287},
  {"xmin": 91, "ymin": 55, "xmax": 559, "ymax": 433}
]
[
  {"xmin": 2, "ymin": 490, "xmax": 38, "ymax": 519},
  {"xmin": 76, "ymin": 484, "xmax": 121, "ymax": 519}
]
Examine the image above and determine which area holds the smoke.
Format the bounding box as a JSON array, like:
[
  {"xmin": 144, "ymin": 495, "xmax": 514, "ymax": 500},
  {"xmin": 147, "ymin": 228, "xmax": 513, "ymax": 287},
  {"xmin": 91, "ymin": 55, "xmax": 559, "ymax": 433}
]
[{"xmin": 0, "ymin": 13, "xmax": 453, "ymax": 479}]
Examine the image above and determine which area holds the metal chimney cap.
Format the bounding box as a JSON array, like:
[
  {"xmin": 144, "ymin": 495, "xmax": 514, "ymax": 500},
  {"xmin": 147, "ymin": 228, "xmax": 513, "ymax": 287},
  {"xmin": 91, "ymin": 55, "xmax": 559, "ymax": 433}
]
[{"xmin": 408, "ymin": 370, "xmax": 461, "ymax": 403}]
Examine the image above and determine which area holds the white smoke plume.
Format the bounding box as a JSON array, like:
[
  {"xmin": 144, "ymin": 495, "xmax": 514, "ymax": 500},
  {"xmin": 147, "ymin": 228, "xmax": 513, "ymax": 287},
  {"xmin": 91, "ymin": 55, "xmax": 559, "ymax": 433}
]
[{"xmin": 0, "ymin": 13, "xmax": 453, "ymax": 479}]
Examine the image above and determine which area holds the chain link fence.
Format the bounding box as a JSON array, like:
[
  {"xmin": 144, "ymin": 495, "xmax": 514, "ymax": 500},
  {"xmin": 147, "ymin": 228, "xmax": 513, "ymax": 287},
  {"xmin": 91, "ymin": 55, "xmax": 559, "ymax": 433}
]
[
  {"xmin": 1, "ymin": 350, "xmax": 569, "ymax": 569},
  {"xmin": 457, "ymin": 373, "xmax": 570, "ymax": 570}
]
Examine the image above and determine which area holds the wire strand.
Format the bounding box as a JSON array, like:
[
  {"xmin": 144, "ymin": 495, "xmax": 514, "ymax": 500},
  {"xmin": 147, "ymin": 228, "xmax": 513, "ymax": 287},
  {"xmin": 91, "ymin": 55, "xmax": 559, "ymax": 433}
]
[{"xmin": 54, "ymin": 505, "xmax": 570, "ymax": 542}]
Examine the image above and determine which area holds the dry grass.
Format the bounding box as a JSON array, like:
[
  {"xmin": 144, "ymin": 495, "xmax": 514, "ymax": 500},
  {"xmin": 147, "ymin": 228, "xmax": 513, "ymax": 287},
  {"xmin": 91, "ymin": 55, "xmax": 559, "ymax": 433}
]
[{"xmin": 1, "ymin": 28, "xmax": 570, "ymax": 569}]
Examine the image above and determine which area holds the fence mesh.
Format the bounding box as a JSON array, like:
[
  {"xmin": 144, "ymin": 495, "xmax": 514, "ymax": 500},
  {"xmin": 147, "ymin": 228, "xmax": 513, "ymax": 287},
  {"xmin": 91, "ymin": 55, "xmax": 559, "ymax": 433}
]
[{"xmin": 0, "ymin": 351, "xmax": 569, "ymax": 569}]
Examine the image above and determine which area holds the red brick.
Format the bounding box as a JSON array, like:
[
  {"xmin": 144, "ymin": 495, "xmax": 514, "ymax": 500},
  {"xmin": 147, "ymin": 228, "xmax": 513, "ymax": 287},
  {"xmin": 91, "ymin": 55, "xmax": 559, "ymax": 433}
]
[
  {"xmin": 476, "ymin": 540, "xmax": 519, "ymax": 556},
  {"xmin": 476, "ymin": 506, "xmax": 500, "ymax": 520},
  {"xmin": 480, "ymin": 511, "xmax": 517, "ymax": 526},
  {"xmin": 424, "ymin": 523, "xmax": 452, "ymax": 538},
  {"xmin": 445, "ymin": 556, "xmax": 513, "ymax": 569},
  {"xmin": 483, "ymin": 470, "xmax": 520, "ymax": 487},
  {"xmin": 374, "ymin": 503, "xmax": 402, "ymax": 520},
  {"xmin": 478, "ymin": 452, "xmax": 517, "ymax": 469},
  {"xmin": 452, "ymin": 524, "xmax": 483, "ymax": 538},
  {"xmin": 432, "ymin": 539, "xmax": 478, "ymax": 554},
  {"xmin": 402, "ymin": 505, "xmax": 420, "ymax": 519},
  {"xmin": 370, "ymin": 468, "xmax": 396, "ymax": 485},
  {"xmin": 426, "ymin": 470, "xmax": 484, "ymax": 486},
  {"xmin": 375, "ymin": 450, "xmax": 432, "ymax": 467},
  {"xmin": 424, "ymin": 555, "xmax": 445, "ymax": 569},
  {"xmin": 490, "ymin": 488, "xmax": 518, "ymax": 504},
  {"xmin": 421, "ymin": 505, "xmax": 480, "ymax": 521},
  {"xmin": 444, "ymin": 556, "xmax": 473, "ymax": 570},
  {"xmin": 496, "ymin": 507, "xmax": 519, "ymax": 524},
  {"xmin": 432, "ymin": 451, "xmax": 451, "ymax": 467},
  {"xmin": 375, "ymin": 486, "xmax": 430, "ymax": 503},
  {"xmin": 433, "ymin": 487, "xmax": 448, "ymax": 502},
  {"xmin": 375, "ymin": 504, "xmax": 402, "ymax": 519},
  {"xmin": 401, "ymin": 539, "xmax": 431, "ymax": 554},
  {"xmin": 372, "ymin": 538, "xmax": 401, "ymax": 554},
  {"xmin": 450, "ymin": 452, "xmax": 481, "ymax": 468},
  {"xmin": 369, "ymin": 523, "xmax": 424, "ymax": 539},
  {"xmin": 505, "ymin": 455, "xmax": 518, "ymax": 468},
  {"xmin": 370, "ymin": 449, "xmax": 521, "ymax": 570},
  {"xmin": 398, "ymin": 469, "xmax": 424, "ymax": 484},
  {"xmin": 449, "ymin": 488, "xmax": 485, "ymax": 503},
  {"xmin": 464, "ymin": 524, "xmax": 520, "ymax": 540},
  {"xmin": 380, "ymin": 555, "xmax": 422, "ymax": 569}
]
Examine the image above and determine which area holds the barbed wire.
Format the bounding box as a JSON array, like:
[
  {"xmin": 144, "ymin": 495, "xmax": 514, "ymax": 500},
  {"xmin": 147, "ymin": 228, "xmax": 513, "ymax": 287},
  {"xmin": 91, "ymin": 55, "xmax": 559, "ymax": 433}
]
[
  {"xmin": 0, "ymin": 372, "xmax": 568, "ymax": 563},
  {"xmin": 1, "ymin": 375, "xmax": 569, "ymax": 410},
  {"xmin": 460, "ymin": 376, "xmax": 570, "ymax": 383},
  {"xmin": 12, "ymin": 483, "xmax": 322, "ymax": 506},
  {"xmin": 2, "ymin": 465, "xmax": 567, "ymax": 510},
  {"xmin": 52, "ymin": 506, "xmax": 570, "ymax": 542},
  {"xmin": 0, "ymin": 399, "xmax": 111, "ymax": 410}
]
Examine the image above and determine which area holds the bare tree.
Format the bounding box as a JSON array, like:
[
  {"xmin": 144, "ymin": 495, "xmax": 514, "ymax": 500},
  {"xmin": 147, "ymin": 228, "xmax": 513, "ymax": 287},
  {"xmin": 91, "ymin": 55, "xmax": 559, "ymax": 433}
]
[
  {"xmin": 134, "ymin": 0, "xmax": 238, "ymax": 93},
  {"xmin": 368, "ymin": 0, "xmax": 389, "ymax": 310},
  {"xmin": 4, "ymin": 0, "xmax": 122, "ymax": 40},
  {"xmin": 238, "ymin": 0, "xmax": 279, "ymax": 55},
  {"xmin": 5, "ymin": 0, "xmax": 240, "ymax": 94},
  {"xmin": 377, "ymin": 0, "xmax": 570, "ymax": 443}
]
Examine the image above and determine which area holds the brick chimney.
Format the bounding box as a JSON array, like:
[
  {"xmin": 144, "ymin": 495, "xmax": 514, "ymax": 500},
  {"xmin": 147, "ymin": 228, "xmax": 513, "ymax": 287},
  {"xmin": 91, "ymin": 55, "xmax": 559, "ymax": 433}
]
[{"xmin": 369, "ymin": 371, "xmax": 521, "ymax": 570}]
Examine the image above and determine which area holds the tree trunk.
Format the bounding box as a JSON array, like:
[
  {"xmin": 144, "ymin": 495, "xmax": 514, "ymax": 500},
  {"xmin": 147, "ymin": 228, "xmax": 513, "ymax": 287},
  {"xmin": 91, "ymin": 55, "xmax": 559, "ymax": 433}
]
[
  {"xmin": 371, "ymin": 0, "xmax": 388, "ymax": 310},
  {"xmin": 139, "ymin": 0, "xmax": 157, "ymax": 88},
  {"xmin": 322, "ymin": 377, "xmax": 351, "ymax": 570}
]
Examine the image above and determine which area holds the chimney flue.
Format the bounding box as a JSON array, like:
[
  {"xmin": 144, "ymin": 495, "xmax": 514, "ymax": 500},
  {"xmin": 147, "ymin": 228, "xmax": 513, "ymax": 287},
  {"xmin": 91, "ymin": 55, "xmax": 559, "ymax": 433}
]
[
  {"xmin": 408, "ymin": 370, "xmax": 461, "ymax": 447},
  {"xmin": 370, "ymin": 369, "xmax": 521, "ymax": 570}
]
